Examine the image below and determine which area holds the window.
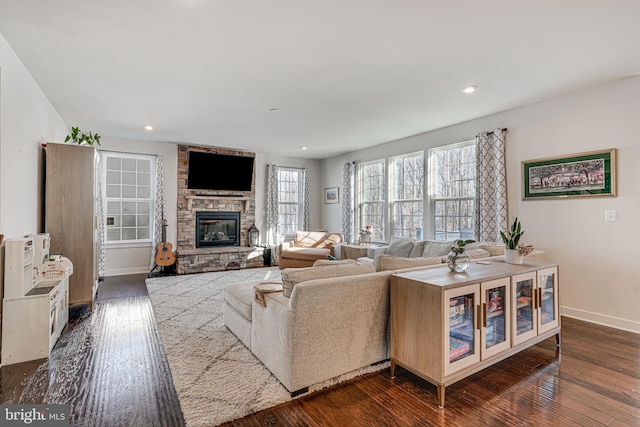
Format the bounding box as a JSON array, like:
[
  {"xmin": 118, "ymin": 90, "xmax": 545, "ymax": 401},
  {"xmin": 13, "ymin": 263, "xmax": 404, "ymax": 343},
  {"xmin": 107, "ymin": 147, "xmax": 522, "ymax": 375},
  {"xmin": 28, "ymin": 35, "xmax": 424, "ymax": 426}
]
[
  {"xmin": 103, "ymin": 152, "xmax": 156, "ymax": 243},
  {"xmin": 430, "ymin": 141, "xmax": 476, "ymax": 241},
  {"xmin": 390, "ymin": 151, "xmax": 424, "ymax": 239},
  {"xmin": 356, "ymin": 160, "xmax": 385, "ymax": 241},
  {"xmin": 277, "ymin": 167, "xmax": 305, "ymax": 237}
]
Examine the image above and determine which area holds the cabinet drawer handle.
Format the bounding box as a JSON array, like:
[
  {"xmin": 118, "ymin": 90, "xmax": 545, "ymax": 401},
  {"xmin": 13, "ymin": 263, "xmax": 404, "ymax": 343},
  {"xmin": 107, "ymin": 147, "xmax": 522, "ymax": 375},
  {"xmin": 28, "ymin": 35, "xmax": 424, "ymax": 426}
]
[{"xmin": 476, "ymin": 305, "xmax": 481, "ymax": 330}]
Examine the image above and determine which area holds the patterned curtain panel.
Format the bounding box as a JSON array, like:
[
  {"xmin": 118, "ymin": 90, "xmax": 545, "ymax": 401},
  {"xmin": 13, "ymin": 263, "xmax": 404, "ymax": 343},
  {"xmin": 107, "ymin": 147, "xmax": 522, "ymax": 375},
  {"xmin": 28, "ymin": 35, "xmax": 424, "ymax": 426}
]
[
  {"xmin": 265, "ymin": 164, "xmax": 279, "ymax": 246},
  {"xmin": 303, "ymin": 168, "xmax": 310, "ymax": 230},
  {"xmin": 96, "ymin": 155, "xmax": 106, "ymax": 277},
  {"xmin": 342, "ymin": 161, "xmax": 355, "ymax": 243},
  {"xmin": 475, "ymin": 128, "xmax": 508, "ymax": 242},
  {"xmin": 150, "ymin": 155, "xmax": 166, "ymax": 269}
]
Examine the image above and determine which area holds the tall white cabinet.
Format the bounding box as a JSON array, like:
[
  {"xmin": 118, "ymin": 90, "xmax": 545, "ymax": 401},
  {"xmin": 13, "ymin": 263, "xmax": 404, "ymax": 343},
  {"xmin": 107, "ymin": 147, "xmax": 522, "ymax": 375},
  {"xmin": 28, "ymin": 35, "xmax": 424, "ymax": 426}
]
[{"xmin": 45, "ymin": 142, "xmax": 99, "ymax": 308}]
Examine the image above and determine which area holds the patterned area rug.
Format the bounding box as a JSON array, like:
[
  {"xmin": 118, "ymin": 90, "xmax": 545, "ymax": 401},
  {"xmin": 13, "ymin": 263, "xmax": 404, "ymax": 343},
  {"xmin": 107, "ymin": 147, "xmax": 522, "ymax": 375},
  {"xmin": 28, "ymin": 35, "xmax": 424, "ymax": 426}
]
[{"xmin": 146, "ymin": 268, "xmax": 387, "ymax": 427}]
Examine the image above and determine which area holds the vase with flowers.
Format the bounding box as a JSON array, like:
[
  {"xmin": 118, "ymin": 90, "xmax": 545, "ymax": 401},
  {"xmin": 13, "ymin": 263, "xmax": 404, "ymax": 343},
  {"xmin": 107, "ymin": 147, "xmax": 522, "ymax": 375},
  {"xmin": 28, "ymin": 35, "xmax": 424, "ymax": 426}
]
[{"xmin": 359, "ymin": 225, "xmax": 372, "ymax": 245}]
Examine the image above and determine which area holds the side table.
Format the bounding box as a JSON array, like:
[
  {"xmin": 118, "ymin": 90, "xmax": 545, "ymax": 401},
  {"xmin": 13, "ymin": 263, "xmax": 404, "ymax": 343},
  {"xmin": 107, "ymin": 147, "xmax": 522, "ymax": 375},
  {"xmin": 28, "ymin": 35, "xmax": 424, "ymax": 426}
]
[{"xmin": 341, "ymin": 244, "xmax": 370, "ymax": 260}]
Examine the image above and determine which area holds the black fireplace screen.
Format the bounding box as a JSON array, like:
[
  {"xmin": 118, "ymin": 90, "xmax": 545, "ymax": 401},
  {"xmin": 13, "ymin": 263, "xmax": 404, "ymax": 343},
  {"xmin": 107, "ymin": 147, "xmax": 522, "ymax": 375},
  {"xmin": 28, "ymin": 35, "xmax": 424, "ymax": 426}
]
[{"xmin": 196, "ymin": 212, "xmax": 240, "ymax": 247}]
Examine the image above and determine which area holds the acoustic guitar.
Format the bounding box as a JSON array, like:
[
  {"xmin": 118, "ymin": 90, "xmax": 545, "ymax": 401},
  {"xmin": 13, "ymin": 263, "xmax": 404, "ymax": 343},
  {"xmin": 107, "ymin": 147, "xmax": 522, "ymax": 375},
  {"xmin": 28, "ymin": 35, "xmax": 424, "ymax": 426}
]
[{"xmin": 155, "ymin": 220, "xmax": 176, "ymax": 267}]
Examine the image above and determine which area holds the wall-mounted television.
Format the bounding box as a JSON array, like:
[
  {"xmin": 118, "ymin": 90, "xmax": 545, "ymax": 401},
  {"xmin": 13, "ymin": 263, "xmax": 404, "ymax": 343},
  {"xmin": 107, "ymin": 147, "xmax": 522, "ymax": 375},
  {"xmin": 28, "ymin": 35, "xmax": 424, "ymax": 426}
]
[{"xmin": 187, "ymin": 151, "xmax": 255, "ymax": 192}]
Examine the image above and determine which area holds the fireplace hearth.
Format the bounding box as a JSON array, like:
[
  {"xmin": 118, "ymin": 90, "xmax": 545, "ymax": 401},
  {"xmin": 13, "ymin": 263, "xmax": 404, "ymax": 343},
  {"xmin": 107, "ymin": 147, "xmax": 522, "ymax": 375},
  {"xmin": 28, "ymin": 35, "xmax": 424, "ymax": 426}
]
[{"xmin": 196, "ymin": 212, "xmax": 240, "ymax": 248}]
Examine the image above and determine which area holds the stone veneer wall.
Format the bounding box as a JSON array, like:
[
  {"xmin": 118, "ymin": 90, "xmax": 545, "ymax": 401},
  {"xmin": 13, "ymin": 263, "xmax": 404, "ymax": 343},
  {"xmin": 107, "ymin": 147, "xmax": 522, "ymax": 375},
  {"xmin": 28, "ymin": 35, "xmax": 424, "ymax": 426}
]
[{"xmin": 175, "ymin": 145, "xmax": 263, "ymax": 274}]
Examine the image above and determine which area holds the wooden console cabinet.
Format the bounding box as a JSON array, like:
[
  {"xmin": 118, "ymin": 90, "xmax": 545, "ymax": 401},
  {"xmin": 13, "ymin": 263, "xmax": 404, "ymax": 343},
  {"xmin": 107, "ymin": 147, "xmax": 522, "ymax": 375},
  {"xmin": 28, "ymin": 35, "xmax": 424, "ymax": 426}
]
[{"xmin": 390, "ymin": 261, "xmax": 560, "ymax": 408}]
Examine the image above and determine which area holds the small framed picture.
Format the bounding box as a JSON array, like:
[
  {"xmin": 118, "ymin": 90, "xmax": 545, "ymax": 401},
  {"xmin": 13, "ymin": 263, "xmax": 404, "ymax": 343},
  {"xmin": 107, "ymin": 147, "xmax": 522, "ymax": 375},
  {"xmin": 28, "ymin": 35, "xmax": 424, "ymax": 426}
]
[
  {"xmin": 324, "ymin": 187, "xmax": 339, "ymax": 204},
  {"xmin": 522, "ymin": 148, "xmax": 616, "ymax": 200}
]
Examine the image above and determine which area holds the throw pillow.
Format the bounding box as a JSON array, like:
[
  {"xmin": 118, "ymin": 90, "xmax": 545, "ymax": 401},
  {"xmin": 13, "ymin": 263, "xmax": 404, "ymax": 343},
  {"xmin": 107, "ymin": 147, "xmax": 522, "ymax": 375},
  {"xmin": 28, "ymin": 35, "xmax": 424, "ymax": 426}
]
[
  {"xmin": 408, "ymin": 240, "xmax": 426, "ymax": 258},
  {"xmin": 423, "ymin": 240, "xmax": 455, "ymax": 257},
  {"xmin": 312, "ymin": 259, "xmax": 356, "ymax": 267},
  {"xmin": 281, "ymin": 261, "xmax": 375, "ymax": 297},
  {"xmin": 480, "ymin": 243, "xmax": 506, "ymax": 256},
  {"xmin": 464, "ymin": 248, "xmax": 491, "ymax": 259},
  {"xmin": 374, "ymin": 254, "xmax": 442, "ymax": 272},
  {"xmin": 385, "ymin": 236, "xmax": 414, "ymax": 257}
]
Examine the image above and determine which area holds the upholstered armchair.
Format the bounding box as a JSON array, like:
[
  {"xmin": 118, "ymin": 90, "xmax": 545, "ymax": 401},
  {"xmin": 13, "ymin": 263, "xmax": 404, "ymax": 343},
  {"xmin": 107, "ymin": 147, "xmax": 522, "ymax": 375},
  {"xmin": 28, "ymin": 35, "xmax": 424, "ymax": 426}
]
[{"xmin": 277, "ymin": 231, "xmax": 344, "ymax": 269}]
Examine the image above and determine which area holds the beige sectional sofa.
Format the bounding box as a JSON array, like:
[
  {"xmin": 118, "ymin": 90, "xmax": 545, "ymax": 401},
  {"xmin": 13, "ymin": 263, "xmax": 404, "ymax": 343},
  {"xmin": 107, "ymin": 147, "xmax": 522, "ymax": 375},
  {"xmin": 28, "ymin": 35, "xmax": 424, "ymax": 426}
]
[{"xmin": 223, "ymin": 240, "xmax": 542, "ymax": 395}]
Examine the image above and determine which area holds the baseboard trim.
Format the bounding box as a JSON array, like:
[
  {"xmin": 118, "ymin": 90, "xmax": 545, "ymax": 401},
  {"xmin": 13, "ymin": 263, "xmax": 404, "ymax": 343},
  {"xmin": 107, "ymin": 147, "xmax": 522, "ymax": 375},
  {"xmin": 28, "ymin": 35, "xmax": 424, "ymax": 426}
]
[
  {"xmin": 561, "ymin": 306, "xmax": 640, "ymax": 334},
  {"xmin": 103, "ymin": 267, "xmax": 150, "ymax": 277}
]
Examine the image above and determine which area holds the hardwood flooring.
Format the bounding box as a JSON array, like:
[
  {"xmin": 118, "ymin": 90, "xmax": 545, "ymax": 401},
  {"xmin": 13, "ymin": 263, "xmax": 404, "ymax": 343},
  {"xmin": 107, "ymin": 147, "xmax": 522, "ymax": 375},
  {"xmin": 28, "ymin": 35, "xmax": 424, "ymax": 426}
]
[
  {"xmin": 1, "ymin": 273, "xmax": 638, "ymax": 427},
  {"xmin": 0, "ymin": 274, "xmax": 185, "ymax": 427}
]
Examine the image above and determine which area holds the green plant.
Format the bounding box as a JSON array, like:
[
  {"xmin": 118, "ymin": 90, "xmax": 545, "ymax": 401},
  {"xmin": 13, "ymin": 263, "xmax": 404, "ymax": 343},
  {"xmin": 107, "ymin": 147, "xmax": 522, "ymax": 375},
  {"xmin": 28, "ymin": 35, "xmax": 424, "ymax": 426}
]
[
  {"xmin": 500, "ymin": 217, "xmax": 524, "ymax": 249},
  {"xmin": 450, "ymin": 239, "xmax": 475, "ymax": 254},
  {"xmin": 65, "ymin": 126, "xmax": 101, "ymax": 146}
]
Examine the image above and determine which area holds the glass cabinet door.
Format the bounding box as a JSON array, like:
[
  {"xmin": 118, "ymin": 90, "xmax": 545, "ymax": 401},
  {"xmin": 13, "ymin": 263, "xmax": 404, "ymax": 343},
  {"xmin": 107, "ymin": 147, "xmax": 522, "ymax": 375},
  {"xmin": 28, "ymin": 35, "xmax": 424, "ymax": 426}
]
[
  {"xmin": 444, "ymin": 284, "xmax": 480, "ymax": 376},
  {"xmin": 537, "ymin": 267, "xmax": 559, "ymax": 333},
  {"xmin": 512, "ymin": 272, "xmax": 538, "ymax": 345},
  {"xmin": 481, "ymin": 278, "xmax": 511, "ymax": 357}
]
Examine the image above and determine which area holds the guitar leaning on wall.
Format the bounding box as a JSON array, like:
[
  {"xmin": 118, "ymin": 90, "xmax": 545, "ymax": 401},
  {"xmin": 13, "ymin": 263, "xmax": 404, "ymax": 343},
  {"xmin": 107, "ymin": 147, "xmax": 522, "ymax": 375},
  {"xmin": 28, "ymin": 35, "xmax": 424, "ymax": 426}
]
[{"xmin": 155, "ymin": 220, "xmax": 176, "ymax": 267}]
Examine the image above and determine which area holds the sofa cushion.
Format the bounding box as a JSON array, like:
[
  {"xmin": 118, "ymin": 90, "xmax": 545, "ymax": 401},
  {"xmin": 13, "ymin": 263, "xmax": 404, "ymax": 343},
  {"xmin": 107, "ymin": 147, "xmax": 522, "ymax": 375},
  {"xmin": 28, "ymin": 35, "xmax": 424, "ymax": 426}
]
[
  {"xmin": 423, "ymin": 240, "xmax": 455, "ymax": 257},
  {"xmin": 385, "ymin": 236, "xmax": 414, "ymax": 257},
  {"xmin": 480, "ymin": 243, "xmax": 506, "ymax": 256},
  {"xmin": 281, "ymin": 246, "xmax": 331, "ymax": 261},
  {"xmin": 409, "ymin": 240, "xmax": 426, "ymax": 258},
  {"xmin": 374, "ymin": 254, "xmax": 442, "ymax": 272},
  {"xmin": 281, "ymin": 261, "xmax": 375, "ymax": 297},
  {"xmin": 223, "ymin": 280, "xmax": 258, "ymax": 321},
  {"xmin": 312, "ymin": 259, "xmax": 356, "ymax": 267},
  {"xmin": 465, "ymin": 248, "xmax": 491, "ymax": 259},
  {"xmin": 295, "ymin": 231, "xmax": 342, "ymax": 249}
]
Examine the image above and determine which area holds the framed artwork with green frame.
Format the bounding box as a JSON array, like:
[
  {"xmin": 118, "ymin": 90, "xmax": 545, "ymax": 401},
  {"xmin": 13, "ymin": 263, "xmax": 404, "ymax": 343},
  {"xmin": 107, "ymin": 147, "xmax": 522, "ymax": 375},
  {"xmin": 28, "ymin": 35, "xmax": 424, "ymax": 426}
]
[{"xmin": 522, "ymin": 148, "xmax": 616, "ymax": 200}]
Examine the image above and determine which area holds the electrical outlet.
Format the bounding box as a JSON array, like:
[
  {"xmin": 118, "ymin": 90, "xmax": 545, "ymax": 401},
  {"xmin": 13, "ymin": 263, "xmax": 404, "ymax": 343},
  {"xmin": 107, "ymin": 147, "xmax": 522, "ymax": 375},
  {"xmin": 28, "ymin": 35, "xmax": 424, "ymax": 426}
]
[{"xmin": 604, "ymin": 210, "xmax": 617, "ymax": 222}]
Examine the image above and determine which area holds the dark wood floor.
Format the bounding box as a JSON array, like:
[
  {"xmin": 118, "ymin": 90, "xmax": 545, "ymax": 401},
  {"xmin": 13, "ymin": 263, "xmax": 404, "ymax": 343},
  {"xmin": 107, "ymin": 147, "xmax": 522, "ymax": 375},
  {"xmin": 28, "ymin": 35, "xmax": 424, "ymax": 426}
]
[
  {"xmin": 1, "ymin": 273, "xmax": 639, "ymax": 427},
  {"xmin": 0, "ymin": 274, "xmax": 185, "ymax": 427}
]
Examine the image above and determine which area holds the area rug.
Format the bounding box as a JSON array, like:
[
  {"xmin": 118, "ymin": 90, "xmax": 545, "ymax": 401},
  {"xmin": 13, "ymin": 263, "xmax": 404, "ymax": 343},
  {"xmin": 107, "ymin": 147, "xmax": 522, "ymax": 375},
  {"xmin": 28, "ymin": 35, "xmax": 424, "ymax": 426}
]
[{"xmin": 146, "ymin": 268, "xmax": 388, "ymax": 427}]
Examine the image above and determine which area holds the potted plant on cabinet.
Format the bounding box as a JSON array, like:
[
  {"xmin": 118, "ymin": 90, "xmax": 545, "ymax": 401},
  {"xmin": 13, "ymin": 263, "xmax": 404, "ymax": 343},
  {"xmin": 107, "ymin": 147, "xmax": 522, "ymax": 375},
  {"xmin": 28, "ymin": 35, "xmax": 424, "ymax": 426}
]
[
  {"xmin": 65, "ymin": 126, "xmax": 101, "ymax": 146},
  {"xmin": 447, "ymin": 239, "xmax": 475, "ymax": 272},
  {"xmin": 500, "ymin": 217, "xmax": 525, "ymax": 264}
]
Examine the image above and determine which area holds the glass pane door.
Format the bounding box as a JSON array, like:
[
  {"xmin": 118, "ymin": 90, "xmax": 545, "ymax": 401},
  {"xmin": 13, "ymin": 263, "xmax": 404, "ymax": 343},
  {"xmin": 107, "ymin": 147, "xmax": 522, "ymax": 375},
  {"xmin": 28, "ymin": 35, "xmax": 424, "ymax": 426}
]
[
  {"xmin": 512, "ymin": 272, "xmax": 537, "ymax": 345},
  {"xmin": 538, "ymin": 267, "xmax": 559, "ymax": 333},
  {"xmin": 482, "ymin": 278, "xmax": 510, "ymax": 357},
  {"xmin": 444, "ymin": 284, "xmax": 480, "ymax": 375}
]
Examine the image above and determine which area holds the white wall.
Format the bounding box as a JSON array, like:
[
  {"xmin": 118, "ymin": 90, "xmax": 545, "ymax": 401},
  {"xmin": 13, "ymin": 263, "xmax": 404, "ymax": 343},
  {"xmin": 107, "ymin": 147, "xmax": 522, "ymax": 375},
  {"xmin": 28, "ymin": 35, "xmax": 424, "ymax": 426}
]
[
  {"xmin": 321, "ymin": 76, "xmax": 640, "ymax": 333},
  {"xmin": 0, "ymin": 33, "xmax": 68, "ymax": 238},
  {"xmin": 97, "ymin": 137, "xmax": 178, "ymax": 276}
]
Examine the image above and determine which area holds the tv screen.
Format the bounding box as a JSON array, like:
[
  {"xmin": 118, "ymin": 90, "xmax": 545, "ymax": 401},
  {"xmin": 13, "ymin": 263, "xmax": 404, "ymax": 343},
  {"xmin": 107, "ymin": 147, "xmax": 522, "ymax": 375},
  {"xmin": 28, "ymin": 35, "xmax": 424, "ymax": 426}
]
[{"xmin": 187, "ymin": 151, "xmax": 254, "ymax": 191}]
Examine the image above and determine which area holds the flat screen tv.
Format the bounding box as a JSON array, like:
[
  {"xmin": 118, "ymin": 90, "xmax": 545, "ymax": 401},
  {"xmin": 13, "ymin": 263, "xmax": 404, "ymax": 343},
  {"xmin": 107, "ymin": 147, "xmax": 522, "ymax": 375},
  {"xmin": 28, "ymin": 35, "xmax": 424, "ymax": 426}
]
[{"xmin": 187, "ymin": 151, "xmax": 254, "ymax": 191}]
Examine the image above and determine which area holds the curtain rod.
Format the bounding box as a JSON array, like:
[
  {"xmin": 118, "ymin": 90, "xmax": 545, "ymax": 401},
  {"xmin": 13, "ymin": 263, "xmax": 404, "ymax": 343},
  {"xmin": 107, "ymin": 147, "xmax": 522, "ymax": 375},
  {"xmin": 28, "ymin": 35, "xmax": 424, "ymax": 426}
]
[{"xmin": 485, "ymin": 127, "xmax": 508, "ymax": 135}]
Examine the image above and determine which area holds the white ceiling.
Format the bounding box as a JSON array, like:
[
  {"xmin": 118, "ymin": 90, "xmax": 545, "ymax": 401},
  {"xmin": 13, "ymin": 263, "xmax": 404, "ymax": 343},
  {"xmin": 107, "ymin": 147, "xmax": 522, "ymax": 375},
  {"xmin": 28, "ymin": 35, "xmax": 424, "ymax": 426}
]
[{"xmin": 1, "ymin": 1, "xmax": 639, "ymax": 159}]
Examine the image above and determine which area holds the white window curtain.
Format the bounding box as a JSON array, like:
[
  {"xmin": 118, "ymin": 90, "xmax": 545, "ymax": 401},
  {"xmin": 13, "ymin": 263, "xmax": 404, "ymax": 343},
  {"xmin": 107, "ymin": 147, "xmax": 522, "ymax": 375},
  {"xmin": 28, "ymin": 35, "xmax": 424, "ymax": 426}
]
[
  {"xmin": 150, "ymin": 154, "xmax": 166, "ymax": 269},
  {"xmin": 266, "ymin": 164, "xmax": 279, "ymax": 246},
  {"xmin": 341, "ymin": 161, "xmax": 355, "ymax": 243},
  {"xmin": 475, "ymin": 128, "xmax": 507, "ymax": 242}
]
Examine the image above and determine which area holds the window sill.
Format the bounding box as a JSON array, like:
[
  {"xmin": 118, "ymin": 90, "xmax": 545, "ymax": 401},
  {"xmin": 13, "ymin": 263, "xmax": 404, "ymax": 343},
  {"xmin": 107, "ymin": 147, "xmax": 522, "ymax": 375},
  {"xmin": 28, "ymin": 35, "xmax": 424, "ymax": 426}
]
[{"xmin": 105, "ymin": 241, "xmax": 152, "ymax": 249}]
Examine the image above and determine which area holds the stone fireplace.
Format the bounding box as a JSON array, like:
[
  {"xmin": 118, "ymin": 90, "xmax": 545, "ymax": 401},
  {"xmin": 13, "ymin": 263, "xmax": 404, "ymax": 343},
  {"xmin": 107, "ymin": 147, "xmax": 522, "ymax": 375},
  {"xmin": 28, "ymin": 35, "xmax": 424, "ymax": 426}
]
[{"xmin": 175, "ymin": 145, "xmax": 264, "ymax": 274}]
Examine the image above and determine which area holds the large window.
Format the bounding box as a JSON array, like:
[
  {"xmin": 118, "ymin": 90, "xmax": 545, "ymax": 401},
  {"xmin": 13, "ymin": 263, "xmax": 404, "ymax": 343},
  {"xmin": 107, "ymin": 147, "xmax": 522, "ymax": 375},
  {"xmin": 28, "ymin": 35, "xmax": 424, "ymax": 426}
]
[
  {"xmin": 430, "ymin": 141, "xmax": 476, "ymax": 241},
  {"xmin": 103, "ymin": 152, "xmax": 156, "ymax": 243},
  {"xmin": 356, "ymin": 160, "xmax": 386, "ymax": 241},
  {"xmin": 390, "ymin": 151, "xmax": 424, "ymax": 239},
  {"xmin": 277, "ymin": 167, "xmax": 305, "ymax": 237}
]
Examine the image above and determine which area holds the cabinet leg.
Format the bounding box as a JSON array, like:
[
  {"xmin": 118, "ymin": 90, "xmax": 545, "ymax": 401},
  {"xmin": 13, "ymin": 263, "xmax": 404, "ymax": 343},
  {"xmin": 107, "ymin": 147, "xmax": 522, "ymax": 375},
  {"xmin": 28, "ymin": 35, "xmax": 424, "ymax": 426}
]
[
  {"xmin": 437, "ymin": 385, "xmax": 445, "ymax": 408},
  {"xmin": 555, "ymin": 332, "xmax": 561, "ymax": 358},
  {"xmin": 390, "ymin": 360, "xmax": 396, "ymax": 378}
]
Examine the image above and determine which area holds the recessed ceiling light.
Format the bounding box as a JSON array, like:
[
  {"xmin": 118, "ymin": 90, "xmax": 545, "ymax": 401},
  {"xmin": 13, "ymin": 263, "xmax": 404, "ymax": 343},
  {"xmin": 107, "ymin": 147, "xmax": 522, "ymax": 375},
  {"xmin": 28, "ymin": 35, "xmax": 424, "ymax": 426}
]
[
  {"xmin": 462, "ymin": 85, "xmax": 477, "ymax": 94},
  {"xmin": 144, "ymin": 125, "xmax": 153, "ymax": 131},
  {"xmin": 301, "ymin": 146, "xmax": 308, "ymax": 150}
]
